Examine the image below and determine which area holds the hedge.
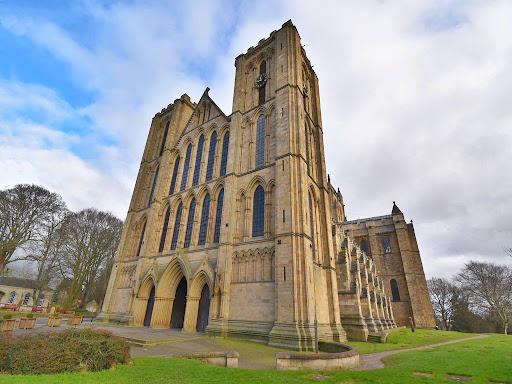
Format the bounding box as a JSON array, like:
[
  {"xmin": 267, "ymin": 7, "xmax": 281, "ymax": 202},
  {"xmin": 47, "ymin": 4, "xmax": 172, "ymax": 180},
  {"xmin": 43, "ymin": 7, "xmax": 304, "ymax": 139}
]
[{"xmin": 0, "ymin": 328, "xmax": 130, "ymax": 374}]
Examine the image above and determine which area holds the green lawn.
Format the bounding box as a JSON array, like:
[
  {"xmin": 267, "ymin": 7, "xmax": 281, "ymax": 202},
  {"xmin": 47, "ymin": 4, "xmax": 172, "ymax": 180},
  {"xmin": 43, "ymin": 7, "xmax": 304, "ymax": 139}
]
[
  {"xmin": 347, "ymin": 328, "xmax": 475, "ymax": 354},
  {"xmin": 0, "ymin": 333, "xmax": 510, "ymax": 383}
]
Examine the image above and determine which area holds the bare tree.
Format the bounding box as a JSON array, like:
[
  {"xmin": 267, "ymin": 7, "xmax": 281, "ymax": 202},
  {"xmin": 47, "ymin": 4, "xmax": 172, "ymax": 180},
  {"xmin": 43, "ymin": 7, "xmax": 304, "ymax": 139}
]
[
  {"xmin": 26, "ymin": 199, "xmax": 68, "ymax": 306},
  {"xmin": 455, "ymin": 261, "xmax": 512, "ymax": 334},
  {"xmin": 427, "ymin": 277, "xmax": 458, "ymax": 330},
  {"xmin": 60, "ymin": 208, "xmax": 122, "ymax": 310},
  {"xmin": 0, "ymin": 184, "xmax": 63, "ymax": 272}
]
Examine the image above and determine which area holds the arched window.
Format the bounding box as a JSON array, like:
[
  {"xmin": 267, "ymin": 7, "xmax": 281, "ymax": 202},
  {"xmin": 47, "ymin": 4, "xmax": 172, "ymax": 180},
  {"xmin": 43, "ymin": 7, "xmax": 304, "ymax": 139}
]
[
  {"xmin": 136, "ymin": 222, "xmax": 146, "ymax": 257},
  {"xmin": 213, "ymin": 189, "xmax": 224, "ymax": 243},
  {"xmin": 360, "ymin": 239, "xmax": 368, "ymax": 254},
  {"xmin": 382, "ymin": 237, "xmax": 391, "ymax": 254},
  {"xmin": 390, "ymin": 279, "xmax": 401, "ymax": 301},
  {"xmin": 259, "ymin": 60, "xmax": 266, "ymax": 105},
  {"xmin": 255, "ymin": 115, "xmax": 266, "ymax": 168},
  {"xmin": 183, "ymin": 199, "xmax": 196, "ymax": 248},
  {"xmin": 22, "ymin": 293, "xmax": 30, "ymax": 306},
  {"xmin": 169, "ymin": 156, "xmax": 180, "ymax": 195},
  {"xmin": 37, "ymin": 294, "xmax": 45, "ymax": 307},
  {"xmin": 205, "ymin": 132, "xmax": 217, "ymax": 181},
  {"xmin": 305, "ymin": 124, "xmax": 310, "ymax": 174},
  {"xmin": 220, "ymin": 131, "xmax": 230, "ymax": 176},
  {"xmin": 180, "ymin": 144, "xmax": 192, "ymax": 191},
  {"xmin": 159, "ymin": 122, "xmax": 169, "ymax": 157},
  {"xmin": 309, "ymin": 193, "xmax": 316, "ymax": 261},
  {"xmin": 192, "ymin": 135, "xmax": 205, "ymax": 186},
  {"xmin": 198, "ymin": 194, "xmax": 211, "ymax": 245},
  {"xmin": 148, "ymin": 165, "xmax": 159, "ymax": 205},
  {"xmin": 252, "ymin": 186, "xmax": 265, "ymax": 237},
  {"xmin": 159, "ymin": 207, "xmax": 171, "ymax": 252},
  {"xmin": 170, "ymin": 203, "xmax": 183, "ymax": 250},
  {"xmin": 7, "ymin": 292, "xmax": 16, "ymax": 304}
]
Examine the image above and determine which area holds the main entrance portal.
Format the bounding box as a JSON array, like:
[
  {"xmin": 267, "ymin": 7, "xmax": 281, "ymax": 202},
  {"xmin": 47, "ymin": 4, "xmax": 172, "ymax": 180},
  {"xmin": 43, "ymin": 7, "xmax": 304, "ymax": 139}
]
[
  {"xmin": 170, "ymin": 277, "xmax": 187, "ymax": 328},
  {"xmin": 196, "ymin": 284, "xmax": 210, "ymax": 333},
  {"xmin": 143, "ymin": 286, "xmax": 155, "ymax": 327}
]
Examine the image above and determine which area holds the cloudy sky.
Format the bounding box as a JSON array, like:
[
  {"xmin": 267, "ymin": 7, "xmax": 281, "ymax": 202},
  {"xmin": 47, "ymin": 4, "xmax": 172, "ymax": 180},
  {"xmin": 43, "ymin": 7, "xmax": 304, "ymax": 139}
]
[{"xmin": 1, "ymin": 0, "xmax": 511, "ymax": 278}]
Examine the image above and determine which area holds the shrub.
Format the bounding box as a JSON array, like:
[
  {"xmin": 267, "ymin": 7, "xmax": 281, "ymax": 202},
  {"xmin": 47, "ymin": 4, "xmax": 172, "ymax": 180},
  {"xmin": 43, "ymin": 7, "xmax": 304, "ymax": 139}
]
[
  {"xmin": 53, "ymin": 313, "xmax": 60, "ymax": 317},
  {"xmin": 0, "ymin": 328, "xmax": 130, "ymax": 374},
  {"xmin": 75, "ymin": 312, "xmax": 81, "ymax": 316},
  {"xmin": 3, "ymin": 314, "xmax": 12, "ymax": 320},
  {"xmin": 26, "ymin": 314, "xmax": 34, "ymax": 319}
]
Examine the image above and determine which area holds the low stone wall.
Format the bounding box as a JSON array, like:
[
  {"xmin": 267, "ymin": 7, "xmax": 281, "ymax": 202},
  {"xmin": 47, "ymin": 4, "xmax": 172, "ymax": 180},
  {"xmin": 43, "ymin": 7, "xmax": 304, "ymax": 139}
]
[
  {"xmin": 167, "ymin": 351, "xmax": 239, "ymax": 368},
  {"xmin": 380, "ymin": 326, "xmax": 406, "ymax": 342},
  {"xmin": 276, "ymin": 342, "xmax": 359, "ymax": 371}
]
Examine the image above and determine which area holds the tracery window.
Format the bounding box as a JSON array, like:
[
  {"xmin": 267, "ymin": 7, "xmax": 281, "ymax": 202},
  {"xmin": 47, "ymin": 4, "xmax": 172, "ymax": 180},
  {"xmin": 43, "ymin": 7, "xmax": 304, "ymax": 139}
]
[
  {"xmin": 183, "ymin": 199, "xmax": 196, "ymax": 248},
  {"xmin": 192, "ymin": 135, "xmax": 205, "ymax": 186},
  {"xmin": 180, "ymin": 144, "xmax": 192, "ymax": 191},
  {"xmin": 136, "ymin": 222, "xmax": 146, "ymax": 257},
  {"xmin": 169, "ymin": 156, "xmax": 180, "ymax": 195},
  {"xmin": 170, "ymin": 202, "xmax": 183, "ymax": 250},
  {"xmin": 213, "ymin": 189, "xmax": 224, "ymax": 243},
  {"xmin": 7, "ymin": 291, "xmax": 16, "ymax": 304},
  {"xmin": 159, "ymin": 122, "xmax": 169, "ymax": 157},
  {"xmin": 198, "ymin": 194, "xmax": 211, "ymax": 245},
  {"xmin": 252, "ymin": 186, "xmax": 265, "ymax": 237},
  {"xmin": 205, "ymin": 131, "xmax": 217, "ymax": 181},
  {"xmin": 382, "ymin": 237, "xmax": 391, "ymax": 254},
  {"xmin": 22, "ymin": 293, "xmax": 30, "ymax": 306},
  {"xmin": 37, "ymin": 294, "xmax": 45, "ymax": 307},
  {"xmin": 159, "ymin": 207, "xmax": 171, "ymax": 252},
  {"xmin": 259, "ymin": 60, "xmax": 266, "ymax": 105},
  {"xmin": 305, "ymin": 123, "xmax": 310, "ymax": 174},
  {"xmin": 148, "ymin": 165, "xmax": 159, "ymax": 205},
  {"xmin": 360, "ymin": 239, "xmax": 368, "ymax": 254},
  {"xmin": 390, "ymin": 279, "xmax": 401, "ymax": 301},
  {"xmin": 309, "ymin": 193, "xmax": 316, "ymax": 261},
  {"xmin": 255, "ymin": 115, "xmax": 266, "ymax": 168},
  {"xmin": 220, "ymin": 131, "xmax": 230, "ymax": 176}
]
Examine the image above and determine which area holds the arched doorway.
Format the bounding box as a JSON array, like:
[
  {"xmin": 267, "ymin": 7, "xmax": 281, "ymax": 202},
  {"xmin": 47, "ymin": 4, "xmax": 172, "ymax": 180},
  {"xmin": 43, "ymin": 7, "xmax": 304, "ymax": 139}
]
[
  {"xmin": 170, "ymin": 277, "xmax": 187, "ymax": 328},
  {"xmin": 196, "ymin": 284, "xmax": 210, "ymax": 333},
  {"xmin": 143, "ymin": 286, "xmax": 155, "ymax": 327}
]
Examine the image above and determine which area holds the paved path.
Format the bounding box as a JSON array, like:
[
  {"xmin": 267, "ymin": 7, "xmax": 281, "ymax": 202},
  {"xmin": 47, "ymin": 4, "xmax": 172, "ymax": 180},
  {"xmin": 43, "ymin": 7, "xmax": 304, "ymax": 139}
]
[{"xmin": 352, "ymin": 334, "xmax": 489, "ymax": 371}]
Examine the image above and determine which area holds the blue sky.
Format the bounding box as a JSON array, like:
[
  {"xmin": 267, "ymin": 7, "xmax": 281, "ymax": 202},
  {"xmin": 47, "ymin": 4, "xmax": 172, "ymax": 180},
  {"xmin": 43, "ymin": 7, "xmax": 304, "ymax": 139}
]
[{"xmin": 1, "ymin": 0, "xmax": 511, "ymax": 278}]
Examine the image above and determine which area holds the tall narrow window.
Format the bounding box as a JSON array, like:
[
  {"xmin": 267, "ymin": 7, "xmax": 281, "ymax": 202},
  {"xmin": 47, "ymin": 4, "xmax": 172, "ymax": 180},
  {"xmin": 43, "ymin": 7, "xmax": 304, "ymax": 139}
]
[
  {"xmin": 37, "ymin": 294, "xmax": 45, "ymax": 307},
  {"xmin": 198, "ymin": 194, "xmax": 210, "ymax": 245},
  {"xmin": 360, "ymin": 239, "xmax": 368, "ymax": 254},
  {"xmin": 136, "ymin": 222, "xmax": 146, "ymax": 257},
  {"xmin": 183, "ymin": 199, "xmax": 196, "ymax": 248},
  {"xmin": 159, "ymin": 207, "xmax": 171, "ymax": 252},
  {"xmin": 205, "ymin": 132, "xmax": 217, "ymax": 181},
  {"xmin": 259, "ymin": 60, "xmax": 266, "ymax": 105},
  {"xmin": 382, "ymin": 237, "xmax": 391, "ymax": 254},
  {"xmin": 305, "ymin": 124, "xmax": 310, "ymax": 174},
  {"xmin": 309, "ymin": 193, "xmax": 316, "ymax": 261},
  {"xmin": 255, "ymin": 115, "xmax": 266, "ymax": 168},
  {"xmin": 192, "ymin": 135, "xmax": 205, "ymax": 186},
  {"xmin": 148, "ymin": 165, "xmax": 159, "ymax": 205},
  {"xmin": 22, "ymin": 293, "xmax": 31, "ymax": 306},
  {"xmin": 180, "ymin": 144, "xmax": 192, "ymax": 191},
  {"xmin": 219, "ymin": 131, "xmax": 230, "ymax": 176},
  {"xmin": 159, "ymin": 122, "xmax": 169, "ymax": 157},
  {"xmin": 390, "ymin": 279, "xmax": 401, "ymax": 301},
  {"xmin": 170, "ymin": 203, "xmax": 183, "ymax": 250},
  {"xmin": 7, "ymin": 292, "xmax": 16, "ymax": 304},
  {"xmin": 213, "ymin": 189, "xmax": 224, "ymax": 243},
  {"xmin": 252, "ymin": 186, "xmax": 265, "ymax": 237},
  {"xmin": 169, "ymin": 156, "xmax": 180, "ymax": 195}
]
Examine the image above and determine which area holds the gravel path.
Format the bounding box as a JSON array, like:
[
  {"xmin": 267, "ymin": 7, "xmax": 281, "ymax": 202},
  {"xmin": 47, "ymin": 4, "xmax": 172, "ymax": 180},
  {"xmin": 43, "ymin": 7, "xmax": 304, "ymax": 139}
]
[{"xmin": 352, "ymin": 334, "xmax": 489, "ymax": 371}]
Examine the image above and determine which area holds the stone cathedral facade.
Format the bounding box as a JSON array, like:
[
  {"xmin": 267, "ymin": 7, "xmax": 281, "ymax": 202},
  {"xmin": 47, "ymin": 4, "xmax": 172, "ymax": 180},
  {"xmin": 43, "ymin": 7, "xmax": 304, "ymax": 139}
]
[{"xmin": 98, "ymin": 21, "xmax": 435, "ymax": 349}]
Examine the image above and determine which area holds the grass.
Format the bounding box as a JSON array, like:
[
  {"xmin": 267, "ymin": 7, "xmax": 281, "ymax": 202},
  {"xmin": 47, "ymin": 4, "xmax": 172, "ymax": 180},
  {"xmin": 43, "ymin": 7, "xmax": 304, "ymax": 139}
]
[
  {"xmin": 346, "ymin": 328, "xmax": 475, "ymax": 354},
  {"xmin": 0, "ymin": 333, "xmax": 509, "ymax": 383}
]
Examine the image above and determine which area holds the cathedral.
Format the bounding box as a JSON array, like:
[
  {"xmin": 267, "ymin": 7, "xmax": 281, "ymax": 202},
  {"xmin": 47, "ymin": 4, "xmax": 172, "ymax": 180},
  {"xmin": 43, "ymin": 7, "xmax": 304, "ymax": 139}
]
[{"xmin": 98, "ymin": 20, "xmax": 435, "ymax": 350}]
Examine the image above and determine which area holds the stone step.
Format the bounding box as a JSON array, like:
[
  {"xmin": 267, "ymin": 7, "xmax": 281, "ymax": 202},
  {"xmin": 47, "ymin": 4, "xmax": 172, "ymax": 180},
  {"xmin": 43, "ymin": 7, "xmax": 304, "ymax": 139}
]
[{"xmin": 367, "ymin": 334, "xmax": 382, "ymax": 343}]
